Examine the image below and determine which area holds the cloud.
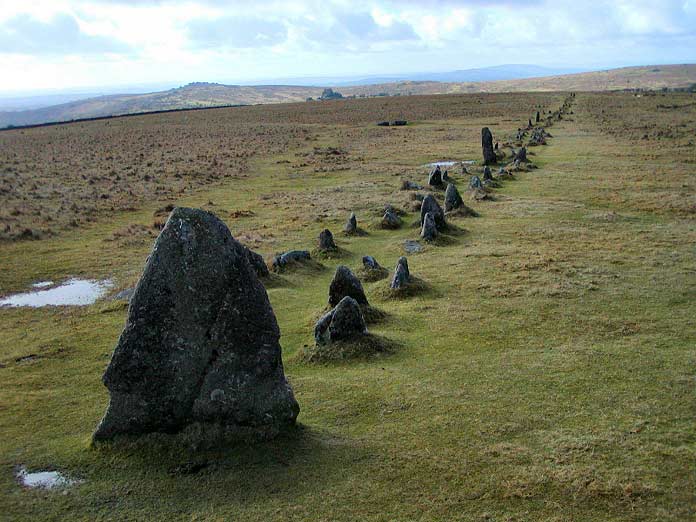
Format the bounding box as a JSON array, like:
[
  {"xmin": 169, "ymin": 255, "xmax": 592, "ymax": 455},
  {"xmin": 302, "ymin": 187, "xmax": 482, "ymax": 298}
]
[
  {"xmin": 186, "ymin": 16, "xmax": 287, "ymax": 48},
  {"xmin": 0, "ymin": 13, "xmax": 130, "ymax": 55}
]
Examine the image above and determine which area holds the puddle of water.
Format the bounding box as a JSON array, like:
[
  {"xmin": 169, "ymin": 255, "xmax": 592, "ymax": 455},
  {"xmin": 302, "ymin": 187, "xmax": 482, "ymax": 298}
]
[
  {"xmin": 0, "ymin": 279, "xmax": 113, "ymax": 307},
  {"xmin": 423, "ymin": 160, "xmax": 476, "ymax": 168},
  {"xmin": 31, "ymin": 281, "xmax": 54, "ymax": 289},
  {"xmin": 16, "ymin": 467, "xmax": 78, "ymax": 489}
]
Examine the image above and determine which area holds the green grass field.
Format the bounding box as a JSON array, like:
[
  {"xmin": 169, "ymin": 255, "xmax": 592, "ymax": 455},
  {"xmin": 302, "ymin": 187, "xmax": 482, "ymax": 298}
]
[{"xmin": 1, "ymin": 92, "xmax": 695, "ymax": 521}]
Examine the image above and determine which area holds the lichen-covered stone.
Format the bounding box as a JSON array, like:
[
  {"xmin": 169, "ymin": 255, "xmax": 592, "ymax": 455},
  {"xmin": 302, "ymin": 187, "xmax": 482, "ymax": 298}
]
[
  {"xmin": 362, "ymin": 256, "xmax": 381, "ymax": 270},
  {"xmin": 318, "ymin": 229, "xmax": 337, "ymax": 250},
  {"xmin": 94, "ymin": 207, "xmax": 299, "ymax": 442},
  {"xmin": 390, "ymin": 257, "xmax": 410, "ymax": 289},
  {"xmin": 444, "ymin": 183, "xmax": 463, "ymax": 212},
  {"xmin": 482, "ymin": 127, "xmax": 496, "ymax": 165},
  {"xmin": 421, "ymin": 212, "xmax": 438, "ymax": 242},
  {"xmin": 314, "ymin": 296, "xmax": 367, "ymax": 345},
  {"xmin": 344, "ymin": 212, "xmax": 357, "ymax": 234},
  {"xmin": 272, "ymin": 250, "xmax": 311, "ymax": 271},
  {"xmin": 328, "ymin": 265, "xmax": 368, "ymax": 307},
  {"xmin": 420, "ymin": 194, "xmax": 446, "ymax": 231}
]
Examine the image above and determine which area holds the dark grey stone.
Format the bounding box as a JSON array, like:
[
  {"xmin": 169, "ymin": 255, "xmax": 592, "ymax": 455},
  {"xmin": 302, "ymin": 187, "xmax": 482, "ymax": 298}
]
[
  {"xmin": 362, "ymin": 256, "xmax": 381, "ymax": 270},
  {"xmin": 381, "ymin": 208, "xmax": 402, "ymax": 229},
  {"xmin": 314, "ymin": 296, "xmax": 367, "ymax": 345},
  {"xmin": 403, "ymin": 240, "xmax": 422, "ymax": 254},
  {"xmin": 444, "ymin": 183, "xmax": 463, "ymax": 212},
  {"xmin": 428, "ymin": 165, "xmax": 443, "ymax": 187},
  {"xmin": 515, "ymin": 147, "xmax": 528, "ymax": 162},
  {"xmin": 318, "ymin": 229, "xmax": 337, "ymax": 250},
  {"xmin": 272, "ymin": 250, "xmax": 311, "ymax": 270},
  {"xmin": 344, "ymin": 212, "xmax": 357, "ymax": 234},
  {"xmin": 328, "ymin": 265, "xmax": 368, "ymax": 308},
  {"xmin": 421, "ymin": 212, "xmax": 438, "ymax": 242},
  {"xmin": 420, "ymin": 194, "xmax": 446, "ymax": 231},
  {"xmin": 244, "ymin": 246, "xmax": 269, "ymax": 278},
  {"xmin": 469, "ymin": 176, "xmax": 483, "ymax": 190},
  {"xmin": 483, "ymin": 166, "xmax": 492, "ymax": 181},
  {"xmin": 482, "ymin": 127, "xmax": 496, "ymax": 165},
  {"xmin": 390, "ymin": 257, "xmax": 410, "ymax": 289},
  {"xmin": 93, "ymin": 207, "xmax": 299, "ymax": 442}
]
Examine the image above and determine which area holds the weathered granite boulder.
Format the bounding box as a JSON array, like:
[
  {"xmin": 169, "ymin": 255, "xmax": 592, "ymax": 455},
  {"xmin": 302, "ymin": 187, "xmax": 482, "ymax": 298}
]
[
  {"xmin": 362, "ymin": 256, "xmax": 382, "ymax": 270},
  {"xmin": 244, "ymin": 246, "xmax": 269, "ymax": 278},
  {"xmin": 421, "ymin": 212, "xmax": 438, "ymax": 242},
  {"xmin": 314, "ymin": 296, "xmax": 367, "ymax": 345},
  {"xmin": 318, "ymin": 229, "xmax": 337, "ymax": 250},
  {"xmin": 93, "ymin": 208, "xmax": 299, "ymax": 442},
  {"xmin": 469, "ymin": 176, "xmax": 484, "ymax": 190},
  {"xmin": 428, "ymin": 165, "xmax": 443, "ymax": 187},
  {"xmin": 272, "ymin": 250, "xmax": 311, "ymax": 271},
  {"xmin": 482, "ymin": 127, "xmax": 496, "ymax": 165},
  {"xmin": 328, "ymin": 265, "xmax": 368, "ymax": 307},
  {"xmin": 344, "ymin": 212, "xmax": 358, "ymax": 234},
  {"xmin": 420, "ymin": 194, "xmax": 446, "ymax": 231},
  {"xmin": 381, "ymin": 208, "xmax": 402, "ymax": 229},
  {"xmin": 444, "ymin": 183, "xmax": 463, "ymax": 212},
  {"xmin": 515, "ymin": 147, "xmax": 528, "ymax": 163},
  {"xmin": 401, "ymin": 179, "xmax": 422, "ymax": 190},
  {"xmin": 390, "ymin": 257, "xmax": 410, "ymax": 289}
]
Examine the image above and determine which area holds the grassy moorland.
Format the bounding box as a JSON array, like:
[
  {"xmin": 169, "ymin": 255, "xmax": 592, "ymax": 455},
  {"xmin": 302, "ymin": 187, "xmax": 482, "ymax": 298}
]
[{"xmin": 0, "ymin": 91, "xmax": 695, "ymax": 521}]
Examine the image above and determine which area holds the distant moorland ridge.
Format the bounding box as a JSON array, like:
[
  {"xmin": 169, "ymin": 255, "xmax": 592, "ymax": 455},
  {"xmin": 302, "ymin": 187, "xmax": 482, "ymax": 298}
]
[{"xmin": 1, "ymin": 64, "xmax": 694, "ymax": 128}]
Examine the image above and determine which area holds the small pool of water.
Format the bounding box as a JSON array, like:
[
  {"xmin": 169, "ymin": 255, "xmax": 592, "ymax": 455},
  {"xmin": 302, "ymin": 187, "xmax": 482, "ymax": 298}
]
[
  {"xmin": 0, "ymin": 279, "xmax": 113, "ymax": 307},
  {"xmin": 423, "ymin": 160, "xmax": 476, "ymax": 168},
  {"xmin": 16, "ymin": 467, "xmax": 78, "ymax": 489}
]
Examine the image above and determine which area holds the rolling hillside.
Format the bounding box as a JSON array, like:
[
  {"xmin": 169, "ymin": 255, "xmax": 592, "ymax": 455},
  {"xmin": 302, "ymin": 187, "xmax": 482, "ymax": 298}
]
[{"xmin": 1, "ymin": 64, "xmax": 694, "ymax": 128}]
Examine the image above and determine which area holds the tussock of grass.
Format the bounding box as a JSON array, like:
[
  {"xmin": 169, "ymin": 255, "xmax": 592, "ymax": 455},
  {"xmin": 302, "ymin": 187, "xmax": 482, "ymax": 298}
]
[
  {"xmin": 299, "ymin": 333, "xmax": 398, "ymax": 363},
  {"xmin": 355, "ymin": 266, "xmax": 390, "ymax": 282},
  {"xmin": 373, "ymin": 276, "xmax": 431, "ymax": 300},
  {"xmin": 311, "ymin": 246, "xmax": 351, "ymax": 260}
]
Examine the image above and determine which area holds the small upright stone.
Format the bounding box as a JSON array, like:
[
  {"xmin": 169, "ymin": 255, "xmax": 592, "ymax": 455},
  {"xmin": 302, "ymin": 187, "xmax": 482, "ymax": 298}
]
[
  {"xmin": 536, "ymin": 111, "xmax": 540, "ymax": 123},
  {"xmin": 344, "ymin": 212, "xmax": 357, "ymax": 234},
  {"xmin": 482, "ymin": 127, "xmax": 496, "ymax": 165},
  {"xmin": 362, "ymin": 256, "xmax": 382, "ymax": 270},
  {"xmin": 420, "ymin": 194, "xmax": 446, "ymax": 231},
  {"xmin": 314, "ymin": 296, "xmax": 367, "ymax": 345},
  {"xmin": 390, "ymin": 257, "xmax": 410, "ymax": 289},
  {"xmin": 381, "ymin": 207, "xmax": 402, "ymax": 229},
  {"xmin": 515, "ymin": 147, "xmax": 528, "ymax": 163},
  {"xmin": 328, "ymin": 265, "xmax": 368, "ymax": 307},
  {"xmin": 444, "ymin": 183, "xmax": 463, "ymax": 212},
  {"xmin": 469, "ymin": 176, "xmax": 484, "ymax": 190},
  {"xmin": 318, "ymin": 229, "xmax": 337, "ymax": 251},
  {"xmin": 421, "ymin": 212, "xmax": 438, "ymax": 242},
  {"xmin": 483, "ymin": 166, "xmax": 492, "ymax": 182},
  {"xmin": 428, "ymin": 165, "xmax": 443, "ymax": 187}
]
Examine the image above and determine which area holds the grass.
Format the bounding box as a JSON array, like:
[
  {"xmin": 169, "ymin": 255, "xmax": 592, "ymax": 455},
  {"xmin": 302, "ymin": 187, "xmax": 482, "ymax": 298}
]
[{"xmin": 0, "ymin": 91, "xmax": 695, "ymax": 521}]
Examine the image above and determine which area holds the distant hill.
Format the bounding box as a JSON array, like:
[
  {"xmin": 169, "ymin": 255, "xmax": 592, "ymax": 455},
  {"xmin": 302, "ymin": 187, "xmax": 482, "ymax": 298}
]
[{"xmin": 2, "ymin": 64, "xmax": 694, "ymax": 128}]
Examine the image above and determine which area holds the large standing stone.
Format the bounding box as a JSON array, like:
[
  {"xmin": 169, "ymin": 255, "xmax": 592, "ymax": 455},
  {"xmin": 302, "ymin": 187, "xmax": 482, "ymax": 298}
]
[
  {"xmin": 421, "ymin": 212, "xmax": 438, "ymax": 242},
  {"xmin": 328, "ymin": 265, "xmax": 368, "ymax": 307},
  {"xmin": 318, "ymin": 229, "xmax": 337, "ymax": 250},
  {"xmin": 482, "ymin": 127, "xmax": 496, "ymax": 165},
  {"xmin": 93, "ymin": 208, "xmax": 299, "ymax": 442},
  {"xmin": 420, "ymin": 194, "xmax": 446, "ymax": 231},
  {"xmin": 314, "ymin": 296, "xmax": 367, "ymax": 345},
  {"xmin": 444, "ymin": 183, "xmax": 463, "ymax": 212},
  {"xmin": 344, "ymin": 212, "xmax": 357, "ymax": 234},
  {"xmin": 390, "ymin": 257, "xmax": 410, "ymax": 289}
]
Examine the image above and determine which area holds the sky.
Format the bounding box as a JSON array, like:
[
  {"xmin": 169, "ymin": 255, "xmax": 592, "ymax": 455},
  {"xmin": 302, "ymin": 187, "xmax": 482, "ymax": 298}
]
[{"xmin": 0, "ymin": 0, "xmax": 695, "ymax": 93}]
